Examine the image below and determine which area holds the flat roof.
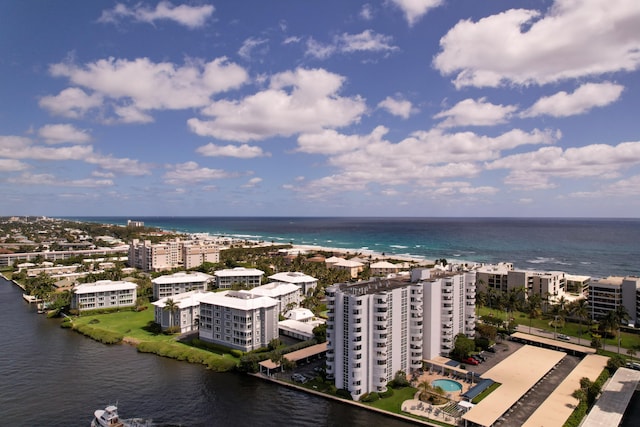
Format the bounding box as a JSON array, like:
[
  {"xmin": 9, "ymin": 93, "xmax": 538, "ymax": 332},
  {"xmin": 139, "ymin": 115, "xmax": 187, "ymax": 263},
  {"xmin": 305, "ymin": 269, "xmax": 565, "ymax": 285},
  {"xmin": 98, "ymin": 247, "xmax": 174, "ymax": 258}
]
[
  {"xmin": 259, "ymin": 342, "xmax": 328, "ymax": 370},
  {"xmin": 214, "ymin": 267, "xmax": 264, "ymax": 277},
  {"xmin": 522, "ymin": 354, "xmax": 609, "ymax": 427},
  {"xmin": 581, "ymin": 367, "xmax": 640, "ymax": 427},
  {"xmin": 462, "ymin": 345, "xmax": 565, "ymax": 427},
  {"xmin": 269, "ymin": 272, "xmax": 317, "ymax": 283},
  {"xmin": 511, "ymin": 331, "xmax": 597, "ymax": 354},
  {"xmin": 199, "ymin": 290, "xmax": 278, "ymax": 310},
  {"xmin": 74, "ymin": 280, "xmax": 137, "ymax": 294},
  {"xmin": 152, "ymin": 271, "xmax": 213, "ymax": 284}
]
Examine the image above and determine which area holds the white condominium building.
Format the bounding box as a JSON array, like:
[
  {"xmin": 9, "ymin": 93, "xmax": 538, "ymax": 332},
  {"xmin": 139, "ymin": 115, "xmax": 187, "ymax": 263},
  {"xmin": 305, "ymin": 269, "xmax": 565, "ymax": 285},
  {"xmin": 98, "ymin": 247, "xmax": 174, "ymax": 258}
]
[
  {"xmin": 214, "ymin": 267, "xmax": 264, "ymax": 289},
  {"xmin": 268, "ymin": 271, "xmax": 319, "ymax": 296},
  {"xmin": 151, "ymin": 271, "xmax": 213, "ymax": 300},
  {"xmin": 325, "ymin": 278, "xmax": 424, "ymax": 401},
  {"xmin": 412, "ymin": 269, "xmax": 476, "ymax": 359},
  {"xmin": 249, "ymin": 282, "xmax": 301, "ymax": 314},
  {"xmin": 198, "ymin": 290, "xmax": 279, "ymax": 352},
  {"xmin": 72, "ymin": 280, "xmax": 138, "ymax": 311},
  {"xmin": 589, "ymin": 276, "xmax": 640, "ymax": 325},
  {"xmin": 152, "ymin": 290, "xmax": 209, "ymax": 333},
  {"xmin": 476, "ymin": 263, "xmax": 566, "ymax": 300}
]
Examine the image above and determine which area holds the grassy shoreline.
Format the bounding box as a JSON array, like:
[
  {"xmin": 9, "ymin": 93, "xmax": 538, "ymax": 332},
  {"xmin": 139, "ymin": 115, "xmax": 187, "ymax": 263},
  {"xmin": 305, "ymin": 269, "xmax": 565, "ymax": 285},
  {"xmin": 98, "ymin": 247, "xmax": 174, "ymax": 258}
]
[{"xmin": 64, "ymin": 305, "xmax": 240, "ymax": 372}]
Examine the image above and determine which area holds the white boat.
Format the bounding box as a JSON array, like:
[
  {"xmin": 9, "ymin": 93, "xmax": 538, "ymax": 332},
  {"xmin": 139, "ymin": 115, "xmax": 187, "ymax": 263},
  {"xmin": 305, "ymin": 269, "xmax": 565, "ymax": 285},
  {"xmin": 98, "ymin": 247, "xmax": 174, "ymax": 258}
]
[{"xmin": 91, "ymin": 405, "xmax": 124, "ymax": 427}]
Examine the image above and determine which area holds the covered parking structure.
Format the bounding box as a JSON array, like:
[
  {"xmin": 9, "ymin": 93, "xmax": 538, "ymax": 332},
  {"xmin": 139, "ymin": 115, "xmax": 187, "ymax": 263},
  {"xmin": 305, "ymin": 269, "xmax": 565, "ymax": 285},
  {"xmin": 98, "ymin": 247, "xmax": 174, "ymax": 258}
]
[
  {"xmin": 258, "ymin": 342, "xmax": 327, "ymax": 376},
  {"xmin": 510, "ymin": 332, "xmax": 596, "ymax": 356}
]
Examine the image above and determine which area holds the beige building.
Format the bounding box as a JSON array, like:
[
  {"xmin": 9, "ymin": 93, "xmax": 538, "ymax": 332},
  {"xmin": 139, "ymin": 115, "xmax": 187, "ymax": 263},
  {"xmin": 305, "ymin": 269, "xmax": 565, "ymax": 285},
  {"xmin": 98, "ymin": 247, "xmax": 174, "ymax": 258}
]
[{"xmin": 128, "ymin": 238, "xmax": 220, "ymax": 272}]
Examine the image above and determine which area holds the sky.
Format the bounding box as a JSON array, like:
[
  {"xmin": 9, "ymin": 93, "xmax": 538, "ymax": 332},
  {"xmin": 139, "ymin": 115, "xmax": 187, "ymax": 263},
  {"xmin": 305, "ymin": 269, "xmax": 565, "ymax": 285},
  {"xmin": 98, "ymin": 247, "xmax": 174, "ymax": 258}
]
[{"xmin": 1, "ymin": 0, "xmax": 640, "ymax": 218}]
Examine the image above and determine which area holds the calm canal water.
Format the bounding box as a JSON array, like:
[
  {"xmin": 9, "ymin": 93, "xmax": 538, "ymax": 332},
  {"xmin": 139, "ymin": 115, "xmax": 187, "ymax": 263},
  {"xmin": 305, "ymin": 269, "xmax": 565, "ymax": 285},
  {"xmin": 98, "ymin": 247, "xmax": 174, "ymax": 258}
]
[{"xmin": 0, "ymin": 277, "xmax": 413, "ymax": 427}]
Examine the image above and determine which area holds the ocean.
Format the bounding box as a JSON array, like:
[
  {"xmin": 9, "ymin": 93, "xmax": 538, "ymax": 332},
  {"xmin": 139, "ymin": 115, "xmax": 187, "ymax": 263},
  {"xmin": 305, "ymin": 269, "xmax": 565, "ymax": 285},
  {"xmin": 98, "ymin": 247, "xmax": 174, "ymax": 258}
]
[{"xmin": 67, "ymin": 217, "xmax": 640, "ymax": 278}]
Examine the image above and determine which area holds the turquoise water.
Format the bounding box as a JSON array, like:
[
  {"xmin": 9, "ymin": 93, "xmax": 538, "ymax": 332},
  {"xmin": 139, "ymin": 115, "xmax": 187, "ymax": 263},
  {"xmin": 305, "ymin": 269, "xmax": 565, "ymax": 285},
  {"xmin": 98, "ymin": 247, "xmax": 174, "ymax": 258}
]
[
  {"xmin": 65, "ymin": 216, "xmax": 640, "ymax": 278},
  {"xmin": 431, "ymin": 379, "xmax": 463, "ymax": 392}
]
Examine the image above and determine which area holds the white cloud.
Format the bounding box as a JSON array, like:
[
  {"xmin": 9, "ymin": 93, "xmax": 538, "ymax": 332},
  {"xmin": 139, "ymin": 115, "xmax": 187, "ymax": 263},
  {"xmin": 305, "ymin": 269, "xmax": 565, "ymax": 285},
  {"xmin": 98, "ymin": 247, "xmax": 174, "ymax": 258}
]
[
  {"xmin": 570, "ymin": 175, "xmax": 640, "ymax": 198},
  {"xmin": 283, "ymin": 36, "xmax": 302, "ymax": 45},
  {"xmin": 521, "ymin": 82, "xmax": 624, "ymax": 117},
  {"xmin": 360, "ymin": 4, "xmax": 374, "ymax": 20},
  {"xmin": 0, "ymin": 159, "xmax": 29, "ymax": 172},
  {"xmin": 196, "ymin": 143, "xmax": 269, "ymax": 158},
  {"xmin": 294, "ymin": 127, "xmax": 555, "ymax": 196},
  {"xmin": 242, "ymin": 177, "xmax": 263, "ymax": 188},
  {"xmin": 188, "ymin": 68, "xmax": 366, "ymax": 142},
  {"xmin": 38, "ymin": 124, "xmax": 92, "ymax": 144},
  {"xmin": 164, "ymin": 161, "xmax": 235, "ymax": 184},
  {"xmin": 92, "ymin": 170, "xmax": 115, "ymax": 178},
  {"xmin": 8, "ymin": 172, "xmax": 113, "ymax": 187},
  {"xmin": 434, "ymin": 0, "xmax": 640, "ymax": 88},
  {"xmin": 338, "ymin": 30, "xmax": 398, "ymax": 53},
  {"xmin": 390, "ymin": 0, "xmax": 443, "ymax": 26},
  {"xmin": 238, "ymin": 37, "xmax": 269, "ymax": 60},
  {"xmin": 98, "ymin": 1, "xmax": 214, "ymax": 29},
  {"xmin": 487, "ymin": 140, "xmax": 640, "ymax": 189},
  {"xmin": 47, "ymin": 57, "xmax": 248, "ymax": 123},
  {"xmin": 434, "ymin": 98, "xmax": 518, "ymax": 128},
  {"xmin": 378, "ymin": 96, "xmax": 415, "ymax": 119},
  {"xmin": 86, "ymin": 154, "xmax": 152, "ymax": 176},
  {"xmin": 305, "ymin": 30, "xmax": 397, "ymax": 59},
  {"xmin": 39, "ymin": 87, "xmax": 103, "ymax": 119}
]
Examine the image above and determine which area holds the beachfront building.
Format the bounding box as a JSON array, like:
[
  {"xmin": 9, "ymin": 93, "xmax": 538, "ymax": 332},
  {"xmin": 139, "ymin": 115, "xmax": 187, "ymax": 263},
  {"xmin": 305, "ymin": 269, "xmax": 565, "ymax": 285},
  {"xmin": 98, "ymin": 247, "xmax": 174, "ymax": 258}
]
[
  {"xmin": 198, "ymin": 290, "xmax": 279, "ymax": 352},
  {"xmin": 325, "ymin": 277, "xmax": 424, "ymax": 400},
  {"xmin": 331, "ymin": 259, "xmax": 365, "ymax": 279},
  {"xmin": 249, "ymin": 281, "xmax": 301, "ymax": 314},
  {"xmin": 412, "ymin": 269, "xmax": 477, "ymax": 359},
  {"xmin": 128, "ymin": 238, "xmax": 220, "ymax": 272},
  {"xmin": 566, "ymin": 274, "xmax": 591, "ymax": 295},
  {"xmin": 71, "ymin": 280, "xmax": 137, "ymax": 311},
  {"xmin": 151, "ymin": 271, "xmax": 213, "ymax": 300},
  {"xmin": 589, "ymin": 276, "xmax": 640, "ymax": 325},
  {"xmin": 475, "ymin": 263, "xmax": 513, "ymax": 293},
  {"xmin": 476, "ymin": 263, "xmax": 567, "ymax": 302},
  {"xmin": 369, "ymin": 261, "xmax": 401, "ymax": 277},
  {"xmin": 214, "ymin": 267, "xmax": 264, "ymax": 289},
  {"xmin": 152, "ymin": 290, "xmax": 209, "ymax": 333},
  {"xmin": 0, "ymin": 247, "xmax": 127, "ymax": 267},
  {"xmin": 268, "ymin": 271, "xmax": 318, "ymax": 296}
]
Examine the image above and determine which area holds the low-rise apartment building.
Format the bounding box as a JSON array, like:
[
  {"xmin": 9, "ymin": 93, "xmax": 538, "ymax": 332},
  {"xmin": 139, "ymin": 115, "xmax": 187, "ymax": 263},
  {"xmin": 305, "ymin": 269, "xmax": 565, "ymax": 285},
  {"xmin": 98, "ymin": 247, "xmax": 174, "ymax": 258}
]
[
  {"xmin": 152, "ymin": 290, "xmax": 208, "ymax": 333},
  {"xmin": 249, "ymin": 282, "xmax": 301, "ymax": 314},
  {"xmin": 268, "ymin": 271, "xmax": 318, "ymax": 296},
  {"xmin": 589, "ymin": 276, "xmax": 640, "ymax": 325},
  {"xmin": 151, "ymin": 271, "xmax": 213, "ymax": 300},
  {"xmin": 71, "ymin": 280, "xmax": 137, "ymax": 311},
  {"xmin": 198, "ymin": 290, "xmax": 279, "ymax": 352},
  {"xmin": 214, "ymin": 267, "xmax": 264, "ymax": 289}
]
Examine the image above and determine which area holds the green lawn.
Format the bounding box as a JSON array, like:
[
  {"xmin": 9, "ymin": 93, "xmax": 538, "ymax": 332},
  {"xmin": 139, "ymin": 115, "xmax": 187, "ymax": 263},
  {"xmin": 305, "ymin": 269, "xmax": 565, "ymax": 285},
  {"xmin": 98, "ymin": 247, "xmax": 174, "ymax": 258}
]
[
  {"xmin": 478, "ymin": 306, "xmax": 640, "ymax": 351},
  {"xmin": 367, "ymin": 386, "xmax": 417, "ymax": 412}
]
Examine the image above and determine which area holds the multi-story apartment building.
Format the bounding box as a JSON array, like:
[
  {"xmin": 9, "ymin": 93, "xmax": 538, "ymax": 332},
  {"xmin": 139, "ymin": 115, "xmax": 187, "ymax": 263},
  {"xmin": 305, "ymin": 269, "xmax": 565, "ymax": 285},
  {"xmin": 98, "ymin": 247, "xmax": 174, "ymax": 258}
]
[
  {"xmin": 268, "ymin": 271, "xmax": 318, "ymax": 296},
  {"xmin": 0, "ymin": 247, "xmax": 127, "ymax": 267},
  {"xmin": 476, "ymin": 263, "xmax": 566, "ymax": 301},
  {"xmin": 214, "ymin": 267, "xmax": 264, "ymax": 289},
  {"xmin": 71, "ymin": 280, "xmax": 137, "ymax": 311},
  {"xmin": 325, "ymin": 277, "xmax": 424, "ymax": 401},
  {"xmin": 128, "ymin": 238, "xmax": 219, "ymax": 272},
  {"xmin": 249, "ymin": 282, "xmax": 301, "ymax": 314},
  {"xmin": 565, "ymin": 274, "xmax": 591, "ymax": 295},
  {"xmin": 198, "ymin": 290, "xmax": 279, "ymax": 352},
  {"xmin": 589, "ymin": 276, "xmax": 640, "ymax": 324},
  {"xmin": 151, "ymin": 271, "xmax": 213, "ymax": 300},
  {"xmin": 476, "ymin": 263, "xmax": 512, "ymax": 293},
  {"xmin": 413, "ymin": 269, "xmax": 476, "ymax": 359},
  {"xmin": 152, "ymin": 290, "xmax": 208, "ymax": 333}
]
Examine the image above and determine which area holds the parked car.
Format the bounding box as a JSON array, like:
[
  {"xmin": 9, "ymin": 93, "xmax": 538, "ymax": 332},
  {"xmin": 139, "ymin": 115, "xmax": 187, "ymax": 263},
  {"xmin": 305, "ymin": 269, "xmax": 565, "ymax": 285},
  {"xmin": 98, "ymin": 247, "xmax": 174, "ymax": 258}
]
[
  {"xmin": 557, "ymin": 334, "xmax": 571, "ymax": 341},
  {"xmin": 291, "ymin": 373, "xmax": 308, "ymax": 383},
  {"xmin": 486, "ymin": 346, "xmax": 496, "ymax": 353},
  {"xmin": 471, "ymin": 355, "xmax": 483, "ymax": 363},
  {"xmin": 463, "ymin": 357, "xmax": 479, "ymax": 365}
]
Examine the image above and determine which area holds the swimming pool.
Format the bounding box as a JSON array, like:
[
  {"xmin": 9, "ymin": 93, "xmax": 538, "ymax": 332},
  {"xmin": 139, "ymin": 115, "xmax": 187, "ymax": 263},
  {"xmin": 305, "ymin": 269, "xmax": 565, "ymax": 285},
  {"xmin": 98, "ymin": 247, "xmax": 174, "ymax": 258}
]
[{"xmin": 431, "ymin": 379, "xmax": 463, "ymax": 392}]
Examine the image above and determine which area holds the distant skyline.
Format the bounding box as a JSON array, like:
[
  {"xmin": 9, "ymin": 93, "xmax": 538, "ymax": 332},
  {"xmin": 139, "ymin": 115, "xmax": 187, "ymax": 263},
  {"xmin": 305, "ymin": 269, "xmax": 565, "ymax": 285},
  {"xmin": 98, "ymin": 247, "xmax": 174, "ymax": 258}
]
[{"xmin": 1, "ymin": 0, "xmax": 640, "ymax": 217}]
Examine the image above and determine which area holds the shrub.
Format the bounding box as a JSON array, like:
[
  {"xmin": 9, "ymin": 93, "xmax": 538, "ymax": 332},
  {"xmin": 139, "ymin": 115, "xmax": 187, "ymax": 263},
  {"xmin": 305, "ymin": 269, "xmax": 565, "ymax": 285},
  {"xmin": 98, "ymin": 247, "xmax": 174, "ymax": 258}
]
[
  {"xmin": 336, "ymin": 388, "xmax": 353, "ymax": 400},
  {"xmin": 73, "ymin": 323, "xmax": 123, "ymax": 344},
  {"xmin": 379, "ymin": 388, "xmax": 394, "ymax": 398},
  {"xmin": 360, "ymin": 392, "xmax": 379, "ymax": 402}
]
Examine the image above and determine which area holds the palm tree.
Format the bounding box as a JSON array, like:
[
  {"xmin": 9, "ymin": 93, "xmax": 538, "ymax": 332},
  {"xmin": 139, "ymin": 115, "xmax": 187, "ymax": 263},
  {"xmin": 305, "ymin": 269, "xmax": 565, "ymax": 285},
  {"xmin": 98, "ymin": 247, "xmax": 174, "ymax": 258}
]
[
  {"xmin": 526, "ymin": 293, "xmax": 542, "ymax": 333},
  {"xmin": 164, "ymin": 298, "xmax": 179, "ymax": 333},
  {"xmin": 627, "ymin": 348, "xmax": 636, "ymax": 363},
  {"xmin": 569, "ymin": 298, "xmax": 588, "ymax": 345}
]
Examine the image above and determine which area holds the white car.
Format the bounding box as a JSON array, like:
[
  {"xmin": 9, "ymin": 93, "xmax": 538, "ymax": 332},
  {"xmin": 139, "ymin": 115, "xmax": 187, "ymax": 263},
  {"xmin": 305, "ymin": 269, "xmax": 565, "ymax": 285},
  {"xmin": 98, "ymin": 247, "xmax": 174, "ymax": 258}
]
[{"xmin": 557, "ymin": 334, "xmax": 570, "ymax": 341}]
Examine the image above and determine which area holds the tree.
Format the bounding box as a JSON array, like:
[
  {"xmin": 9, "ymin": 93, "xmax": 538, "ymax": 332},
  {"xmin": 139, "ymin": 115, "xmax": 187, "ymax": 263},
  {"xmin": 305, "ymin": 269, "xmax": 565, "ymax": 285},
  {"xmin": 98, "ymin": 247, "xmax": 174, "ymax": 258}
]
[
  {"xmin": 627, "ymin": 348, "xmax": 637, "ymax": 363},
  {"xmin": 451, "ymin": 333, "xmax": 475, "ymax": 360},
  {"xmin": 526, "ymin": 293, "xmax": 542, "ymax": 333},
  {"xmin": 568, "ymin": 298, "xmax": 589, "ymax": 345},
  {"xmin": 164, "ymin": 298, "xmax": 179, "ymax": 333},
  {"xmin": 312, "ymin": 323, "xmax": 327, "ymax": 343}
]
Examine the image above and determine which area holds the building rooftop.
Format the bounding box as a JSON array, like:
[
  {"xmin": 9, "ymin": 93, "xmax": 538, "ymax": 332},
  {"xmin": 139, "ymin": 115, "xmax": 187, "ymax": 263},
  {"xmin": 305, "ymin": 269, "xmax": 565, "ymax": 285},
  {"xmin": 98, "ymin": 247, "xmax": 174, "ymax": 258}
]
[
  {"xmin": 199, "ymin": 290, "xmax": 277, "ymax": 310},
  {"xmin": 249, "ymin": 282, "xmax": 300, "ymax": 297},
  {"xmin": 152, "ymin": 290, "xmax": 209, "ymax": 309},
  {"xmin": 74, "ymin": 280, "xmax": 137, "ymax": 294},
  {"xmin": 214, "ymin": 267, "xmax": 264, "ymax": 277},
  {"xmin": 269, "ymin": 271, "xmax": 317, "ymax": 283},
  {"xmin": 152, "ymin": 271, "xmax": 213, "ymax": 284},
  {"xmin": 331, "ymin": 277, "xmax": 411, "ymax": 296}
]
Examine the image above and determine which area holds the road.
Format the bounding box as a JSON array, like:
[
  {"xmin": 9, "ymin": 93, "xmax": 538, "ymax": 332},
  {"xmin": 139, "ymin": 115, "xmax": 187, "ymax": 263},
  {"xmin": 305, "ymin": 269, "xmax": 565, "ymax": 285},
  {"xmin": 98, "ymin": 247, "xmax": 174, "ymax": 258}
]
[{"xmin": 515, "ymin": 324, "xmax": 626, "ymax": 355}]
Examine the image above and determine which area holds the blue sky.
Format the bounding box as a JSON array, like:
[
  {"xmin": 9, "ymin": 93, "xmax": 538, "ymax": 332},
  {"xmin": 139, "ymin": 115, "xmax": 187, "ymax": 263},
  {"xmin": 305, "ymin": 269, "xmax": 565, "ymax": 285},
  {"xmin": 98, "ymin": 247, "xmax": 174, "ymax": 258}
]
[{"xmin": 1, "ymin": 0, "xmax": 640, "ymax": 217}]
